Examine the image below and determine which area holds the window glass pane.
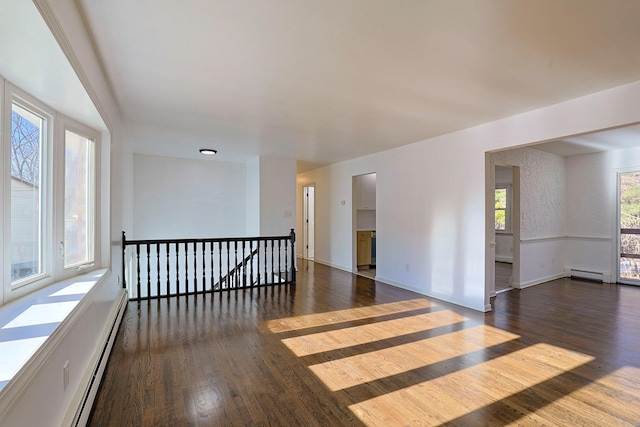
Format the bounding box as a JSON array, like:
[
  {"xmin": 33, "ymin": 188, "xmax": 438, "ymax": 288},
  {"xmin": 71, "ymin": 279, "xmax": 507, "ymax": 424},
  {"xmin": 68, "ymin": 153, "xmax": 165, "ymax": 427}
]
[
  {"xmin": 495, "ymin": 189, "xmax": 506, "ymax": 230},
  {"xmin": 11, "ymin": 104, "xmax": 44, "ymax": 282},
  {"xmin": 64, "ymin": 130, "xmax": 94, "ymax": 267},
  {"xmin": 495, "ymin": 188, "xmax": 506, "ymax": 209}
]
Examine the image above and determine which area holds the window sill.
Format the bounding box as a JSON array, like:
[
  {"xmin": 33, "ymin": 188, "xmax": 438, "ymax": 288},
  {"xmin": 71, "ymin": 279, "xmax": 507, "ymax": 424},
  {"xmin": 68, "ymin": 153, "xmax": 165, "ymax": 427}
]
[{"xmin": 0, "ymin": 269, "xmax": 110, "ymax": 397}]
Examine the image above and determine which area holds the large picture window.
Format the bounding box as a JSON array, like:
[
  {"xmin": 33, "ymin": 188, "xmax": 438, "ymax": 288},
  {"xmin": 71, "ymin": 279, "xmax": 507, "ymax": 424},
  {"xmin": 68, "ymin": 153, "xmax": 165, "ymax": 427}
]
[{"xmin": 2, "ymin": 82, "xmax": 101, "ymax": 304}]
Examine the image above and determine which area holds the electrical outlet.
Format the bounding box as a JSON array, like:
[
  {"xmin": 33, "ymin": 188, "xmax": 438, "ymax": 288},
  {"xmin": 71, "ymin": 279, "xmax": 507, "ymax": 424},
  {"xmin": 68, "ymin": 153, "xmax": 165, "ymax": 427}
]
[{"xmin": 63, "ymin": 361, "xmax": 69, "ymax": 391}]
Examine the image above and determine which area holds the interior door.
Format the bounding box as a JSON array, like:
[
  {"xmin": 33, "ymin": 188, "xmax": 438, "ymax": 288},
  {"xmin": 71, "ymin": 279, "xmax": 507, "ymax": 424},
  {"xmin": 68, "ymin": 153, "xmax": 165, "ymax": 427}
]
[{"xmin": 618, "ymin": 172, "xmax": 640, "ymax": 285}]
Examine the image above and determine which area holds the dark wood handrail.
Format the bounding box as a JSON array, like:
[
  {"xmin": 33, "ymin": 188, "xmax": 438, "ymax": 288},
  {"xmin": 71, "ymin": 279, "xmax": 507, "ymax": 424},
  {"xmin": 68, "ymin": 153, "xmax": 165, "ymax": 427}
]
[{"xmin": 122, "ymin": 229, "xmax": 296, "ymax": 300}]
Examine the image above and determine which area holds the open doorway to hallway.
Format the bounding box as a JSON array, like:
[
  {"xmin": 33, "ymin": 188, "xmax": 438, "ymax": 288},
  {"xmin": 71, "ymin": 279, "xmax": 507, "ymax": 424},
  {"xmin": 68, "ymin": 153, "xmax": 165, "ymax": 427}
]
[{"xmin": 303, "ymin": 184, "xmax": 315, "ymax": 259}]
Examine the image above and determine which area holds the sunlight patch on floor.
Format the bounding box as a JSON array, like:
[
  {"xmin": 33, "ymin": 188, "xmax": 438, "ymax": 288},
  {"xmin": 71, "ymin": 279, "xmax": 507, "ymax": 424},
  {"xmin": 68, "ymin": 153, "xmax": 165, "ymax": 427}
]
[
  {"xmin": 538, "ymin": 366, "xmax": 640, "ymax": 425},
  {"xmin": 348, "ymin": 343, "xmax": 594, "ymax": 426},
  {"xmin": 266, "ymin": 298, "xmax": 435, "ymax": 333},
  {"xmin": 281, "ymin": 309, "xmax": 467, "ymax": 357},
  {"xmin": 309, "ymin": 325, "xmax": 519, "ymax": 391}
]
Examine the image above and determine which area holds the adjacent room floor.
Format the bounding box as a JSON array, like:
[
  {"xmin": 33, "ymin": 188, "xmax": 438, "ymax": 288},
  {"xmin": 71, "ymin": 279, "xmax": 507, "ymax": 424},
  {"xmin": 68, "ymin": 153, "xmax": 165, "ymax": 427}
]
[
  {"xmin": 495, "ymin": 261, "xmax": 513, "ymax": 293},
  {"xmin": 357, "ymin": 267, "xmax": 376, "ymax": 279},
  {"xmin": 88, "ymin": 259, "xmax": 640, "ymax": 426}
]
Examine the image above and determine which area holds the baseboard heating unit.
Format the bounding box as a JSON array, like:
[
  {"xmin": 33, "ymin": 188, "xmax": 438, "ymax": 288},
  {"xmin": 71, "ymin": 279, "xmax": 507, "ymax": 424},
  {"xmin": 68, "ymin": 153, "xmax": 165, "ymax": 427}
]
[{"xmin": 568, "ymin": 269, "xmax": 606, "ymax": 282}]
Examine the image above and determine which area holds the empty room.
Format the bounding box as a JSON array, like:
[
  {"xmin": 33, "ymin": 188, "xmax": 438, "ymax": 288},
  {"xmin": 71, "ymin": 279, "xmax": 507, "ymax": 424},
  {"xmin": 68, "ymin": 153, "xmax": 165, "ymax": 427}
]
[{"xmin": 0, "ymin": 1, "xmax": 639, "ymax": 426}]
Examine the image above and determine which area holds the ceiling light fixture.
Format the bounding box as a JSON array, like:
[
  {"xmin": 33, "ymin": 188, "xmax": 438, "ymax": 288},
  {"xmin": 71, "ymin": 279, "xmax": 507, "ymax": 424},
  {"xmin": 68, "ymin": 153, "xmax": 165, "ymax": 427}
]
[{"xmin": 199, "ymin": 148, "xmax": 217, "ymax": 155}]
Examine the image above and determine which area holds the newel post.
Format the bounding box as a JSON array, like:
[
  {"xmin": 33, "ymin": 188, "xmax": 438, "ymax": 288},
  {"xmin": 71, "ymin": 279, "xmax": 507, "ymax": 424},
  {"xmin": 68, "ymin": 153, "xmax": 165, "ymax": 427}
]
[
  {"xmin": 122, "ymin": 231, "xmax": 127, "ymax": 289},
  {"xmin": 289, "ymin": 228, "xmax": 296, "ymax": 284}
]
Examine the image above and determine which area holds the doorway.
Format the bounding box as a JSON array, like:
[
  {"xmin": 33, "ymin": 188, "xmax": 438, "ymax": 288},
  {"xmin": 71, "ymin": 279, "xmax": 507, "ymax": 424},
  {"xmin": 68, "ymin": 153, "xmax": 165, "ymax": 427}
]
[
  {"xmin": 618, "ymin": 171, "xmax": 640, "ymax": 285},
  {"xmin": 495, "ymin": 165, "xmax": 514, "ymax": 293},
  {"xmin": 353, "ymin": 173, "xmax": 376, "ymax": 279},
  {"xmin": 303, "ymin": 184, "xmax": 315, "ymax": 259},
  {"xmin": 487, "ymin": 161, "xmax": 520, "ymax": 297}
]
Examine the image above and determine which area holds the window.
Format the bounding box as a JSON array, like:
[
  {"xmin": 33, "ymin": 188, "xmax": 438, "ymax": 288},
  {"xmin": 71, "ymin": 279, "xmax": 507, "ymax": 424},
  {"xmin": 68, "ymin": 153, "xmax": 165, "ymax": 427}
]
[
  {"xmin": 495, "ymin": 185, "xmax": 511, "ymax": 232},
  {"xmin": 2, "ymin": 81, "xmax": 100, "ymax": 304},
  {"xmin": 64, "ymin": 129, "xmax": 95, "ymax": 268},
  {"xmin": 10, "ymin": 102, "xmax": 48, "ymax": 285}
]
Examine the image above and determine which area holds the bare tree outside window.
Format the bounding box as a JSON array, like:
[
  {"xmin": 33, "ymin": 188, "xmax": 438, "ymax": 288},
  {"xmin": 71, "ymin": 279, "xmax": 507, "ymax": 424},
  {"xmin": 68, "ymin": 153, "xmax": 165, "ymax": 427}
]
[
  {"xmin": 11, "ymin": 111, "xmax": 41, "ymax": 186},
  {"xmin": 10, "ymin": 104, "xmax": 43, "ymax": 282}
]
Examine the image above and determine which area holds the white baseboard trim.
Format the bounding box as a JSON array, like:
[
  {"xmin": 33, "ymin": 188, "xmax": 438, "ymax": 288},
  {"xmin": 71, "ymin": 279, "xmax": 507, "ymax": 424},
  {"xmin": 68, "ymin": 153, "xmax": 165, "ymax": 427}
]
[
  {"xmin": 67, "ymin": 290, "xmax": 128, "ymax": 427},
  {"xmin": 495, "ymin": 256, "xmax": 513, "ymax": 263},
  {"xmin": 311, "ymin": 258, "xmax": 353, "ymax": 274},
  {"xmin": 375, "ymin": 276, "xmax": 492, "ymax": 312},
  {"xmin": 374, "ymin": 275, "xmax": 424, "ymax": 295},
  {"xmin": 514, "ymin": 272, "xmax": 566, "ymax": 289}
]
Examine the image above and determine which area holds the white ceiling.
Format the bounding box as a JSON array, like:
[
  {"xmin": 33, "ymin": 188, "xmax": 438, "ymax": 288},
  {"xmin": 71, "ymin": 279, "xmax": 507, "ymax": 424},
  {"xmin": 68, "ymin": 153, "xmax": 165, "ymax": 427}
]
[
  {"xmin": 76, "ymin": 0, "xmax": 640, "ymax": 171},
  {"xmin": 533, "ymin": 124, "xmax": 640, "ymax": 157}
]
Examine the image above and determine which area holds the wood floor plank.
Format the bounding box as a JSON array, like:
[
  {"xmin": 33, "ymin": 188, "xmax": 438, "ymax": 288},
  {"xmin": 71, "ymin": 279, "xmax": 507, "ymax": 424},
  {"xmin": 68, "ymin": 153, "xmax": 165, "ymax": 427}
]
[{"xmin": 88, "ymin": 259, "xmax": 640, "ymax": 426}]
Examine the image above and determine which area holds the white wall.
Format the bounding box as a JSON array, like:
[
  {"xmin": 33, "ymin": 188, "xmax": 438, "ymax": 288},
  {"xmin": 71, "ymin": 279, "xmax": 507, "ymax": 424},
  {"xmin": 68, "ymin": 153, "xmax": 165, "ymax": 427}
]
[
  {"xmin": 298, "ymin": 80, "xmax": 640, "ymax": 312},
  {"xmin": 133, "ymin": 154, "xmax": 246, "ymax": 239},
  {"xmin": 257, "ymin": 157, "xmax": 296, "ymax": 236},
  {"xmin": 565, "ymin": 146, "xmax": 640, "ymax": 281},
  {"xmin": 245, "ymin": 157, "xmax": 260, "ymax": 236}
]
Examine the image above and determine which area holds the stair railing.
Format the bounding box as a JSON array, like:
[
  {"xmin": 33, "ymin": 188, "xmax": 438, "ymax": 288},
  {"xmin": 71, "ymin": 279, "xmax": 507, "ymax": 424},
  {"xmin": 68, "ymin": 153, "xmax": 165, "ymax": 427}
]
[{"xmin": 122, "ymin": 229, "xmax": 296, "ymax": 301}]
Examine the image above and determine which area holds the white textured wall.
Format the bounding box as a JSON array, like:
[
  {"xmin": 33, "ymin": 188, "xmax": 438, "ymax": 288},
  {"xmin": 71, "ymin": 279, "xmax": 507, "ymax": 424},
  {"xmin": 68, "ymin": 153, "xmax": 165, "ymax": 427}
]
[
  {"xmin": 133, "ymin": 154, "xmax": 246, "ymax": 239},
  {"xmin": 491, "ymin": 147, "xmax": 566, "ymax": 239}
]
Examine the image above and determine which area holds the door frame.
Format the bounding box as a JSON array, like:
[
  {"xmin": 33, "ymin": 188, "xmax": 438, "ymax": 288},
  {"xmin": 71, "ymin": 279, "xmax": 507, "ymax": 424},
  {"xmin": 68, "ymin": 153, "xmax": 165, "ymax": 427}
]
[
  {"xmin": 486, "ymin": 157, "xmax": 521, "ymax": 306},
  {"xmin": 352, "ymin": 172, "xmax": 377, "ymax": 274},
  {"xmin": 616, "ymin": 170, "xmax": 640, "ymax": 285}
]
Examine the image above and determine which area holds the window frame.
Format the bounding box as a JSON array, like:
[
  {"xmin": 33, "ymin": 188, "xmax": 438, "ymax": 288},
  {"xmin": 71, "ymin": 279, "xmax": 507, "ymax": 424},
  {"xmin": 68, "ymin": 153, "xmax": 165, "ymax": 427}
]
[
  {"xmin": 3, "ymin": 83, "xmax": 55, "ymax": 297},
  {"xmin": 495, "ymin": 184, "xmax": 512, "ymax": 234},
  {"xmin": 1, "ymin": 80, "xmax": 101, "ymax": 304},
  {"xmin": 54, "ymin": 115, "xmax": 100, "ymax": 279}
]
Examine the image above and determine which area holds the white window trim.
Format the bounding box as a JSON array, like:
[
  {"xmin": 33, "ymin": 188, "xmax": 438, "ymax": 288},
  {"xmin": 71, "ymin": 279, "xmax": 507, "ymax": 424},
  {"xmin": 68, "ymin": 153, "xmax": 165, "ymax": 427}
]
[
  {"xmin": 495, "ymin": 184, "xmax": 512, "ymax": 234},
  {"xmin": 3, "ymin": 82, "xmax": 56, "ymax": 300},
  {"xmin": 54, "ymin": 114, "xmax": 101, "ymax": 280}
]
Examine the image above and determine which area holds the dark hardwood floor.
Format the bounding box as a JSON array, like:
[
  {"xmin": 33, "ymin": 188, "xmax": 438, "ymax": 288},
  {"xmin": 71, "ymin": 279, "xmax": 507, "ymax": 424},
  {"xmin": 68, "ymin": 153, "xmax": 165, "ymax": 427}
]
[
  {"xmin": 88, "ymin": 259, "xmax": 640, "ymax": 426},
  {"xmin": 495, "ymin": 262, "xmax": 512, "ymax": 292}
]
